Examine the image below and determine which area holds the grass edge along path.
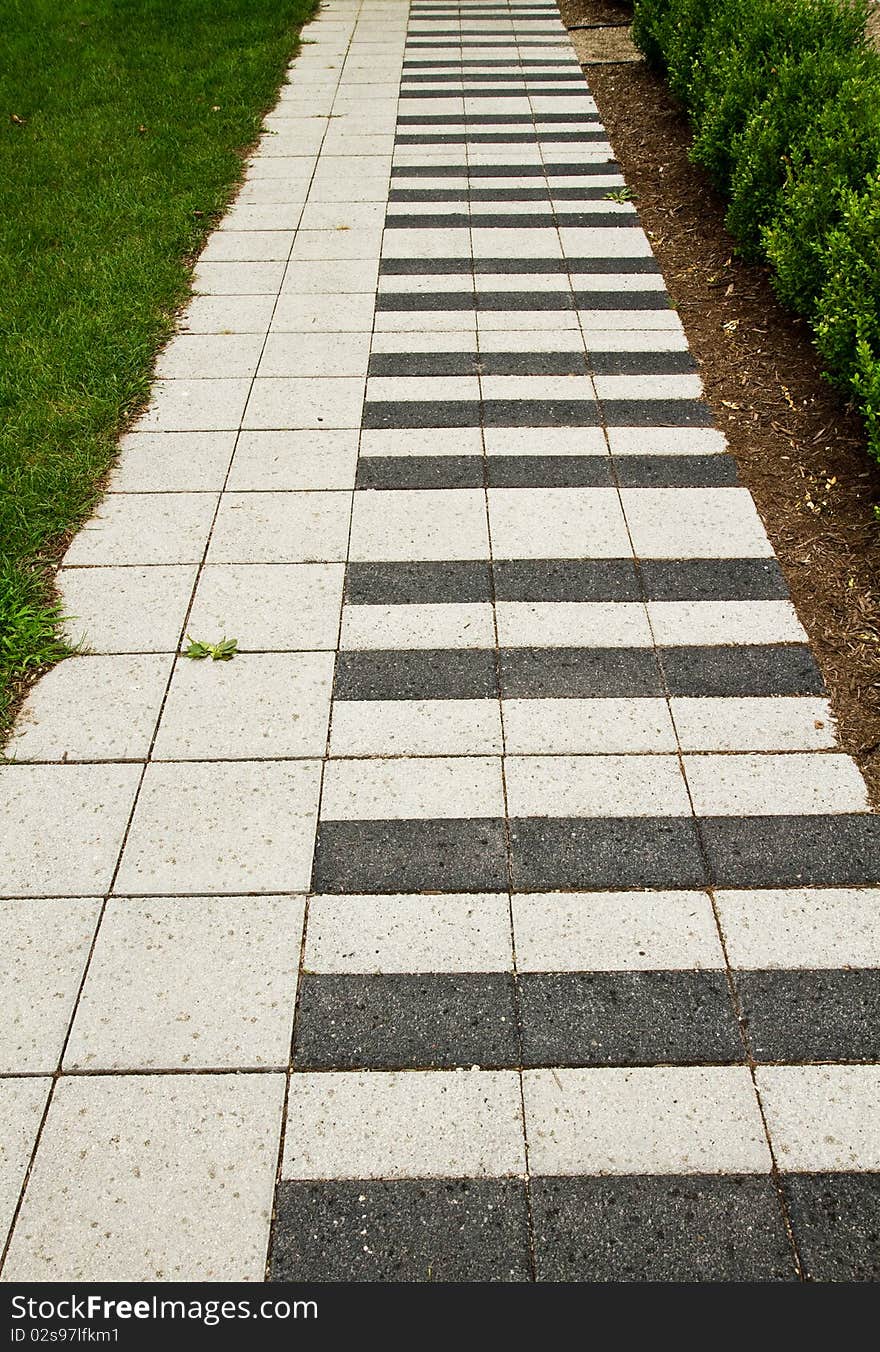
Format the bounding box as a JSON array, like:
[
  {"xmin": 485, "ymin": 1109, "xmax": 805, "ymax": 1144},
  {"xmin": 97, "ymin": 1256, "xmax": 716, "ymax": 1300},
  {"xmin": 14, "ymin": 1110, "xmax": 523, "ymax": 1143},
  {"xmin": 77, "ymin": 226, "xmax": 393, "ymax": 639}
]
[{"xmin": 0, "ymin": 0, "xmax": 318, "ymax": 735}]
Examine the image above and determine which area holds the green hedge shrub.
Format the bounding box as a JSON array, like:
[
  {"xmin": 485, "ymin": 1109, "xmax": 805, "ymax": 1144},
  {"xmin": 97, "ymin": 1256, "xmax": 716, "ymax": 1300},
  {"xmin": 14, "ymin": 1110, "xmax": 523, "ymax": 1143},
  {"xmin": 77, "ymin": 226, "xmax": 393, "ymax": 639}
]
[
  {"xmin": 631, "ymin": 0, "xmax": 880, "ymax": 462},
  {"xmin": 725, "ymin": 48, "xmax": 869, "ymax": 256},
  {"xmin": 764, "ymin": 68, "xmax": 880, "ymax": 311},
  {"xmin": 815, "ymin": 180, "xmax": 880, "ymax": 447}
]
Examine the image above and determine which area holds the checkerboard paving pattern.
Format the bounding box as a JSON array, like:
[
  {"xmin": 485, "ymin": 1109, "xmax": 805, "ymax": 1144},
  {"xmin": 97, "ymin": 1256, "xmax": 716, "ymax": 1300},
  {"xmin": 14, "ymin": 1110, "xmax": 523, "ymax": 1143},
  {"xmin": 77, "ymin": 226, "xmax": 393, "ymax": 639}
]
[{"xmin": 2, "ymin": 0, "xmax": 879, "ymax": 1285}]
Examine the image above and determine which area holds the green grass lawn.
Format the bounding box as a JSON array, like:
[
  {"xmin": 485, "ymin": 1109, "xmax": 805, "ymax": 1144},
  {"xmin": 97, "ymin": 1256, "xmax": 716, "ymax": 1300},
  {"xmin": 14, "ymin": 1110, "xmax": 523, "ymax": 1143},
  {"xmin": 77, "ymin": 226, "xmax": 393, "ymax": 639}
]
[{"xmin": 0, "ymin": 0, "xmax": 316, "ymax": 729}]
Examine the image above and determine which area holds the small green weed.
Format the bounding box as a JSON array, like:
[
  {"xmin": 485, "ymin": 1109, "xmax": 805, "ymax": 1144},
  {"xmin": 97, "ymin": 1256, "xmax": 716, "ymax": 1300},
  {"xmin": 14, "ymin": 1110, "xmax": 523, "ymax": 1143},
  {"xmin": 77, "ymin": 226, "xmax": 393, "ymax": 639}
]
[{"xmin": 183, "ymin": 636, "xmax": 239, "ymax": 661}]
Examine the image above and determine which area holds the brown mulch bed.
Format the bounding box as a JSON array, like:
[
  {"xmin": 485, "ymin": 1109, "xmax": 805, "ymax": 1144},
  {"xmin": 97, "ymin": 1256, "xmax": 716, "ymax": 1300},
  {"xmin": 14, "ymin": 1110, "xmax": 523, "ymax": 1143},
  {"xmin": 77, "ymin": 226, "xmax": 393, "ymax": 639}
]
[
  {"xmin": 557, "ymin": 0, "xmax": 880, "ymax": 804},
  {"xmin": 560, "ymin": 0, "xmax": 632, "ymax": 26}
]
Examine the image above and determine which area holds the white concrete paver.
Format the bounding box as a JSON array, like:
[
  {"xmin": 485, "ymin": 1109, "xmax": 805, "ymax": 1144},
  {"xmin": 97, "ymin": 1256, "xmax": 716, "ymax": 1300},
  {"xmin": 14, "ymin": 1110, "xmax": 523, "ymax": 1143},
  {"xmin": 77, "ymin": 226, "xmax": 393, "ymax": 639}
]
[
  {"xmin": 113, "ymin": 760, "xmax": 322, "ymax": 894},
  {"xmin": 282, "ymin": 1071, "xmax": 525, "ymax": 1179},
  {"xmin": 2, "ymin": 1074, "xmax": 285, "ymax": 1282},
  {"xmin": 0, "ymin": 900, "xmax": 100, "ymax": 1072},
  {"xmin": 64, "ymin": 895, "xmax": 304, "ymax": 1070},
  {"xmin": 523, "ymin": 1067, "xmax": 772, "ymax": 1175}
]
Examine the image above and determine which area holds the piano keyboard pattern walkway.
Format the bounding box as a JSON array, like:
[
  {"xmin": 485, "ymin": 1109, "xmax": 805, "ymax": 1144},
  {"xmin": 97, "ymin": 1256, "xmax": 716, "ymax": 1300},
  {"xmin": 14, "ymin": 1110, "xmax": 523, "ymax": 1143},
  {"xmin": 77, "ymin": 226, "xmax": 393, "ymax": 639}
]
[{"xmin": 2, "ymin": 0, "xmax": 879, "ymax": 1284}]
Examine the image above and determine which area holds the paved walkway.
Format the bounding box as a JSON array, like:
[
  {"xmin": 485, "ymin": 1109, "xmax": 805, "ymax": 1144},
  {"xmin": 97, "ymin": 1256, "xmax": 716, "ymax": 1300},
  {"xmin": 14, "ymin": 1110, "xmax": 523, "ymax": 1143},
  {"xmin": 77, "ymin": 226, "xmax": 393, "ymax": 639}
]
[{"xmin": 2, "ymin": 0, "xmax": 879, "ymax": 1284}]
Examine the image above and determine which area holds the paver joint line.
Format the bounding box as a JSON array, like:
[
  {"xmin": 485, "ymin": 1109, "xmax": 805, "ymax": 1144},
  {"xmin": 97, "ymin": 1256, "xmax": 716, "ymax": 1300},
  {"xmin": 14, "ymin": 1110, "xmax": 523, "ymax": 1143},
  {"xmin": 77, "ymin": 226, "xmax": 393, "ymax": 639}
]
[{"xmin": 1, "ymin": 0, "xmax": 878, "ymax": 1286}]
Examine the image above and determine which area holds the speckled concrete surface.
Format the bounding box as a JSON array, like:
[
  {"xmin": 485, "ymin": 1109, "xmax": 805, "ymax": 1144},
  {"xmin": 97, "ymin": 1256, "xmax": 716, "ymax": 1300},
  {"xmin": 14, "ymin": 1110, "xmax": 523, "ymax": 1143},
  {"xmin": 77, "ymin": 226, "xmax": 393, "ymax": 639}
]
[{"xmin": 2, "ymin": 0, "xmax": 879, "ymax": 1284}]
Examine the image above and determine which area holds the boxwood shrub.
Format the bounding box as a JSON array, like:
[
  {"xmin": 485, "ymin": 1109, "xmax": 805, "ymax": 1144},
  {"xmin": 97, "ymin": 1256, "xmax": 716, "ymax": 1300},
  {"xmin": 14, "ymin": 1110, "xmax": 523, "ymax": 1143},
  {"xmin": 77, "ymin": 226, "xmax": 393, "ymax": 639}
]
[{"xmin": 631, "ymin": 0, "xmax": 880, "ymax": 461}]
